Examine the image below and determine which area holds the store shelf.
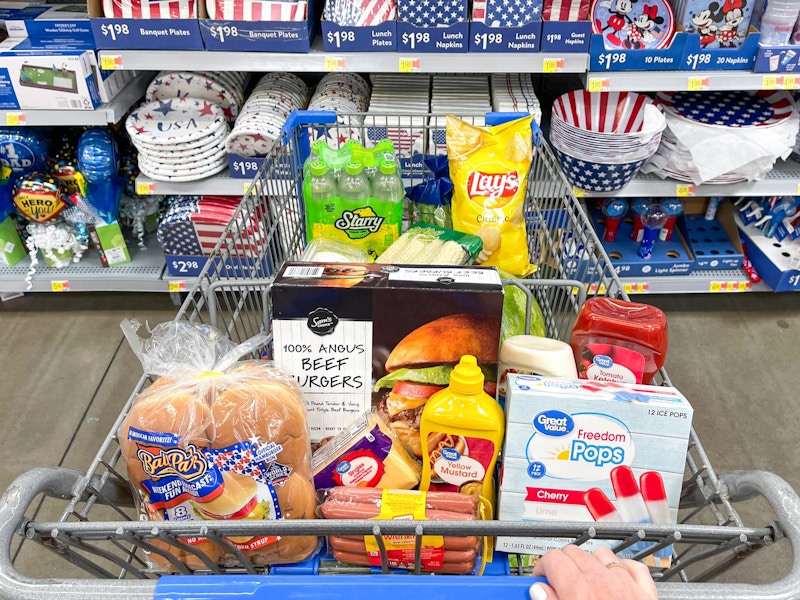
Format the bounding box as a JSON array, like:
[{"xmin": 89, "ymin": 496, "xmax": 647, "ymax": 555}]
[
  {"xmin": 135, "ymin": 169, "xmax": 257, "ymax": 196},
  {"xmin": 0, "ymin": 232, "xmax": 167, "ymax": 293},
  {"xmin": 99, "ymin": 39, "xmax": 589, "ymax": 73},
  {"xmin": 618, "ymin": 268, "xmax": 755, "ymax": 294},
  {"xmin": 0, "ymin": 72, "xmax": 152, "ymax": 127},
  {"xmin": 579, "ymin": 70, "xmax": 798, "ymax": 93},
  {"xmin": 575, "ymin": 158, "xmax": 800, "ymax": 198}
]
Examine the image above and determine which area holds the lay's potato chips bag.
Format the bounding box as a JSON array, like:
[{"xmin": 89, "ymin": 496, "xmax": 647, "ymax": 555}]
[{"xmin": 446, "ymin": 115, "xmax": 535, "ymax": 277}]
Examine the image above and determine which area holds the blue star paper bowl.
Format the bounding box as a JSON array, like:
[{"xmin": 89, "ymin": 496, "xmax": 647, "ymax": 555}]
[{"xmin": 553, "ymin": 148, "xmax": 645, "ymax": 193}]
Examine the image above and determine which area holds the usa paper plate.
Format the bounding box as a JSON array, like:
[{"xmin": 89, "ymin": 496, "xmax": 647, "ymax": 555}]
[
  {"xmin": 591, "ymin": 0, "xmax": 674, "ymax": 50},
  {"xmin": 126, "ymin": 97, "xmax": 227, "ymax": 145},
  {"xmin": 654, "ymin": 90, "xmax": 795, "ymax": 128},
  {"xmin": 138, "ymin": 158, "xmax": 228, "ymax": 182},
  {"xmin": 132, "ymin": 126, "xmax": 228, "ymax": 153}
]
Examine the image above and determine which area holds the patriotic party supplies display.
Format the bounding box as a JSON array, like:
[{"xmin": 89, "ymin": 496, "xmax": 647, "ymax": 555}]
[
  {"xmin": 208, "ymin": 0, "xmax": 309, "ymax": 20},
  {"xmin": 398, "ymin": 0, "xmax": 467, "ymax": 26},
  {"xmin": 226, "ymin": 73, "xmax": 310, "ymax": 159},
  {"xmin": 543, "ymin": 0, "xmax": 588, "ymax": 20},
  {"xmin": 324, "ymin": 0, "xmax": 397, "ymax": 26},
  {"xmin": 103, "ymin": 0, "xmax": 196, "ymax": 18},
  {"xmin": 473, "ymin": 0, "xmax": 542, "ymax": 25},
  {"xmin": 157, "ymin": 195, "xmax": 267, "ymax": 259}
]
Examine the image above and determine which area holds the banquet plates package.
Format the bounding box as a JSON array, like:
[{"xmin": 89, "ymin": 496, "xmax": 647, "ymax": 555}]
[
  {"xmin": 126, "ymin": 96, "xmax": 231, "ymax": 182},
  {"xmin": 642, "ymin": 90, "xmax": 800, "ymax": 185},
  {"xmin": 91, "ymin": 0, "xmax": 204, "ymax": 51},
  {"xmin": 306, "ymin": 72, "xmax": 371, "ymax": 148},
  {"xmin": 225, "ymin": 72, "xmax": 311, "ymax": 163},
  {"xmin": 550, "ymin": 90, "xmax": 665, "ymax": 192},
  {"xmin": 146, "ymin": 71, "xmax": 250, "ymax": 123},
  {"xmin": 207, "ymin": 0, "xmax": 308, "ymax": 20},
  {"xmin": 102, "ymin": 0, "xmax": 197, "ymax": 18}
]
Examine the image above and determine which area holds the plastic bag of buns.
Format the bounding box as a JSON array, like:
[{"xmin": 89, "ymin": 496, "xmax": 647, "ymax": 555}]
[{"xmin": 118, "ymin": 320, "xmax": 320, "ymax": 572}]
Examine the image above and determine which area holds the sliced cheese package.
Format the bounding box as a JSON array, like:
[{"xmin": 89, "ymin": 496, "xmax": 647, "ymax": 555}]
[{"xmin": 312, "ymin": 410, "xmax": 421, "ymax": 490}]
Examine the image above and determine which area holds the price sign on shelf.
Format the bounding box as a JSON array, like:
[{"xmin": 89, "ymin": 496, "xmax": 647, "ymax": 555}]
[
  {"xmin": 136, "ymin": 181, "xmax": 157, "ymax": 195},
  {"xmin": 543, "ymin": 58, "xmax": 565, "ymax": 73},
  {"xmin": 624, "ymin": 282, "xmax": 649, "ymax": 294},
  {"xmin": 324, "ymin": 56, "xmax": 346, "ymax": 71},
  {"xmin": 762, "ymin": 75, "xmax": 778, "ymax": 90},
  {"xmin": 709, "ymin": 280, "xmax": 751, "ymax": 292},
  {"xmin": 168, "ymin": 281, "xmax": 187, "ymax": 293},
  {"xmin": 571, "ymin": 186, "xmax": 586, "ymax": 198},
  {"xmin": 51, "ymin": 280, "xmax": 70, "ymax": 292},
  {"xmin": 784, "ymin": 76, "xmax": 797, "ymax": 89},
  {"xmin": 687, "ymin": 76, "xmax": 710, "ymax": 91},
  {"xmin": 676, "ymin": 184, "xmax": 696, "ymax": 197},
  {"xmin": 587, "ymin": 78, "xmax": 610, "ymax": 93},
  {"xmin": 5, "ymin": 112, "xmax": 25, "ymax": 126},
  {"xmin": 399, "ymin": 57, "xmax": 421, "ymax": 73},
  {"xmin": 100, "ymin": 54, "xmax": 123, "ymax": 70}
]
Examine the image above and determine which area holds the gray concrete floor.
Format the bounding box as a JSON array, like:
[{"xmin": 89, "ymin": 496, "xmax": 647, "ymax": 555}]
[{"xmin": 0, "ymin": 290, "xmax": 798, "ymax": 590}]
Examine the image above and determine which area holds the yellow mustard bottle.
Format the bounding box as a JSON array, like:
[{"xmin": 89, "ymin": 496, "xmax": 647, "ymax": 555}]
[{"xmin": 419, "ymin": 355, "xmax": 506, "ymax": 515}]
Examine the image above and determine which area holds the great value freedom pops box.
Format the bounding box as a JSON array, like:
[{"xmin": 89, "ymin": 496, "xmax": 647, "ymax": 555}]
[{"xmin": 497, "ymin": 374, "xmax": 693, "ymax": 567}]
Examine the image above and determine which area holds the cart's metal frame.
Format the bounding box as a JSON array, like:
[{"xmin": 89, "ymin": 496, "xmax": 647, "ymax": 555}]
[{"xmin": 0, "ymin": 112, "xmax": 798, "ymax": 600}]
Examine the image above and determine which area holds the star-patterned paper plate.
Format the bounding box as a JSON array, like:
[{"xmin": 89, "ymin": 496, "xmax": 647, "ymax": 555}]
[
  {"xmin": 138, "ymin": 143, "xmax": 227, "ymax": 170},
  {"xmin": 126, "ymin": 97, "xmax": 227, "ymax": 146},
  {"xmin": 136, "ymin": 137, "xmax": 227, "ymax": 162},
  {"xmin": 146, "ymin": 71, "xmax": 241, "ymax": 122},
  {"xmin": 132, "ymin": 127, "xmax": 228, "ymax": 154},
  {"xmin": 654, "ymin": 90, "xmax": 795, "ymax": 128},
  {"xmin": 139, "ymin": 157, "xmax": 228, "ymax": 182}
]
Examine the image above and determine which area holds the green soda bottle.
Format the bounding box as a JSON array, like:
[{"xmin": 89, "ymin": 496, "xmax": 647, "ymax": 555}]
[
  {"xmin": 304, "ymin": 160, "xmax": 338, "ymax": 243},
  {"xmin": 369, "ymin": 160, "xmax": 404, "ymax": 254}
]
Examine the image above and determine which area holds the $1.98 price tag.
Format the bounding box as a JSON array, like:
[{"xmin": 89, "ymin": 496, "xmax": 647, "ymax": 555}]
[
  {"xmin": 399, "ymin": 57, "xmax": 421, "ymax": 72},
  {"xmin": 5, "ymin": 113, "xmax": 25, "ymax": 126},
  {"xmin": 100, "ymin": 54, "xmax": 123, "ymax": 70}
]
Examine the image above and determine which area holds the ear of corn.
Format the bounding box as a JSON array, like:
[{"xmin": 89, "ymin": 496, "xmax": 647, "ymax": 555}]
[{"xmin": 376, "ymin": 226, "xmax": 471, "ymax": 265}]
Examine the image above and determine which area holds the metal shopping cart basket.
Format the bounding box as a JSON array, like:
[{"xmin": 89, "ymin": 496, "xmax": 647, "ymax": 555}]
[{"xmin": 0, "ymin": 111, "xmax": 798, "ymax": 600}]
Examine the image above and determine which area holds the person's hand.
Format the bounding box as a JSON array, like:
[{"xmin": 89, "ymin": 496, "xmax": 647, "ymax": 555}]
[{"xmin": 529, "ymin": 545, "xmax": 658, "ymax": 600}]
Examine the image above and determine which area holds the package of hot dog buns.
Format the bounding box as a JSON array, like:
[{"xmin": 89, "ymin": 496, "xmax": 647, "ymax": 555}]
[
  {"xmin": 118, "ymin": 320, "xmax": 320, "ymax": 572},
  {"xmin": 317, "ymin": 487, "xmax": 490, "ymax": 575}
]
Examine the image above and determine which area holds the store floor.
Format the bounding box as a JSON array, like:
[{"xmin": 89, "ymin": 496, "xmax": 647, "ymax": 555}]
[{"xmin": 0, "ymin": 290, "xmax": 798, "ymax": 588}]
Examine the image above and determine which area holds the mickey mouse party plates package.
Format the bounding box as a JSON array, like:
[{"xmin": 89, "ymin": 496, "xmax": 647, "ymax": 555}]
[{"xmin": 117, "ymin": 320, "xmax": 320, "ymax": 572}]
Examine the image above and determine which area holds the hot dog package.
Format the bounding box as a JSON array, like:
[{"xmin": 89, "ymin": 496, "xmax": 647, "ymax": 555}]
[
  {"xmin": 318, "ymin": 487, "xmax": 489, "ymax": 575},
  {"xmin": 118, "ymin": 320, "xmax": 320, "ymax": 572},
  {"xmin": 446, "ymin": 114, "xmax": 536, "ymax": 278}
]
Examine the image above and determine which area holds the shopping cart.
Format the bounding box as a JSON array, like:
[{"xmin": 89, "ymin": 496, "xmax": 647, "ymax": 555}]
[{"xmin": 0, "ymin": 111, "xmax": 798, "ymax": 600}]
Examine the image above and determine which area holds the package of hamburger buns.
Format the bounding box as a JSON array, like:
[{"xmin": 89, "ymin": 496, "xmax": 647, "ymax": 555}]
[{"xmin": 118, "ymin": 320, "xmax": 320, "ymax": 572}]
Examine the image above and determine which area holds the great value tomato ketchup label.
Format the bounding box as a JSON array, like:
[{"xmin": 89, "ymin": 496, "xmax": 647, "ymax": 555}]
[
  {"xmin": 581, "ymin": 343, "xmax": 645, "ymax": 384},
  {"xmin": 364, "ymin": 490, "xmax": 445, "ymax": 570},
  {"xmin": 425, "ymin": 432, "xmax": 495, "ymax": 496}
]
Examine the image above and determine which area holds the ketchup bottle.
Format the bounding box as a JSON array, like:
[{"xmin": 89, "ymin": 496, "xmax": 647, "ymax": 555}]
[{"xmin": 569, "ymin": 297, "xmax": 668, "ymax": 385}]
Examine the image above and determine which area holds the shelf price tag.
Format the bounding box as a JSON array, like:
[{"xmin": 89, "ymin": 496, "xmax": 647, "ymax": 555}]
[
  {"xmin": 571, "ymin": 186, "xmax": 586, "ymax": 198},
  {"xmin": 324, "ymin": 56, "xmax": 346, "ymax": 71},
  {"xmin": 168, "ymin": 281, "xmax": 187, "ymax": 293},
  {"xmin": 136, "ymin": 181, "xmax": 157, "ymax": 195},
  {"xmin": 588, "ymin": 282, "xmax": 607, "ymax": 295},
  {"xmin": 687, "ymin": 76, "xmax": 710, "ymax": 91},
  {"xmin": 5, "ymin": 112, "xmax": 25, "ymax": 126},
  {"xmin": 624, "ymin": 282, "xmax": 649, "ymax": 294},
  {"xmin": 676, "ymin": 184, "xmax": 696, "ymax": 197},
  {"xmin": 587, "ymin": 78, "xmax": 610, "ymax": 93},
  {"xmin": 543, "ymin": 58, "xmax": 565, "ymax": 73},
  {"xmin": 100, "ymin": 54, "xmax": 123, "ymax": 70},
  {"xmin": 399, "ymin": 57, "xmax": 421, "ymax": 72},
  {"xmin": 762, "ymin": 75, "xmax": 778, "ymax": 90},
  {"xmin": 51, "ymin": 280, "xmax": 70, "ymax": 292},
  {"xmin": 784, "ymin": 76, "xmax": 797, "ymax": 89}
]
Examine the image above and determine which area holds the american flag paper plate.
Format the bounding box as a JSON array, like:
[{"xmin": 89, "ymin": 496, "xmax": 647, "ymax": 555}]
[{"xmin": 208, "ymin": 0, "xmax": 308, "ymax": 21}]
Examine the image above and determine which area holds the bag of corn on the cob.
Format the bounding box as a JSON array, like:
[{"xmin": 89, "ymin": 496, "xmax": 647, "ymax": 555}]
[{"xmin": 375, "ymin": 222, "xmax": 482, "ymax": 266}]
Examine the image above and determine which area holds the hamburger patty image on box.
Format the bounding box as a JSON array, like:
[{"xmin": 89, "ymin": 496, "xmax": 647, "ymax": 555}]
[
  {"xmin": 271, "ymin": 262, "xmax": 504, "ymax": 446},
  {"xmin": 373, "ymin": 313, "xmax": 501, "ymax": 457}
]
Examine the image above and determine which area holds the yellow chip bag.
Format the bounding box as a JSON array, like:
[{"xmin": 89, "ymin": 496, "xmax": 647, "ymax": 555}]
[{"xmin": 446, "ymin": 114, "xmax": 536, "ymax": 277}]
